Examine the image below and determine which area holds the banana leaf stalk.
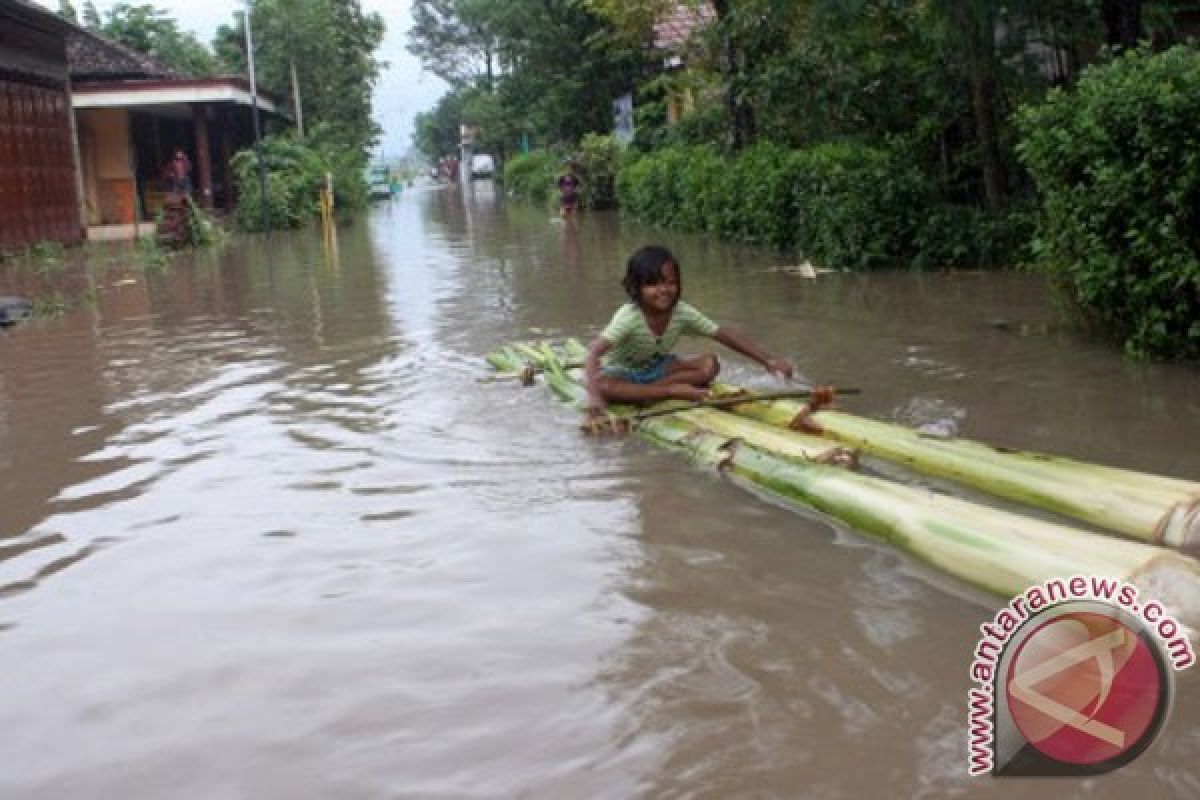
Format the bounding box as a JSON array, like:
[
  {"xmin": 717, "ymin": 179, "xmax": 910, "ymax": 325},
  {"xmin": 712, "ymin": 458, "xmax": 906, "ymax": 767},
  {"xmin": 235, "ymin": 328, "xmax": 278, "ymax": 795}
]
[
  {"xmin": 489, "ymin": 344, "xmax": 1200, "ymax": 620},
  {"xmin": 714, "ymin": 388, "xmax": 1200, "ymax": 549},
  {"xmin": 649, "ymin": 416, "xmax": 1200, "ymax": 614},
  {"xmin": 547, "ymin": 337, "xmax": 1200, "ymax": 531}
]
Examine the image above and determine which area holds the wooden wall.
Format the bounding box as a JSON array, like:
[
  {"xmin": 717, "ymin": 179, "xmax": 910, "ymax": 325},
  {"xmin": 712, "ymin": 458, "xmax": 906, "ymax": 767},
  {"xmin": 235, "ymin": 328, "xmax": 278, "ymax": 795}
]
[{"xmin": 0, "ymin": 11, "xmax": 81, "ymax": 251}]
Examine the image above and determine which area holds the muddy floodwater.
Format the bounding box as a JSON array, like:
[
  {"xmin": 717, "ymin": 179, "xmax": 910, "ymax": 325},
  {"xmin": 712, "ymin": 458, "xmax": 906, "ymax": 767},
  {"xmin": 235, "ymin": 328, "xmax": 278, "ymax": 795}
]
[{"xmin": 2, "ymin": 183, "xmax": 1199, "ymax": 799}]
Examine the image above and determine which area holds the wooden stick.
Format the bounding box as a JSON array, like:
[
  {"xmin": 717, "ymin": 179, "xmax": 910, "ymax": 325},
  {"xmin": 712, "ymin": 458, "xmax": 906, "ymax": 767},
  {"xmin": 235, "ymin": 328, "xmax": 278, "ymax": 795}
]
[
  {"xmin": 582, "ymin": 387, "xmax": 861, "ymax": 435},
  {"xmin": 629, "ymin": 388, "xmax": 860, "ymax": 422}
]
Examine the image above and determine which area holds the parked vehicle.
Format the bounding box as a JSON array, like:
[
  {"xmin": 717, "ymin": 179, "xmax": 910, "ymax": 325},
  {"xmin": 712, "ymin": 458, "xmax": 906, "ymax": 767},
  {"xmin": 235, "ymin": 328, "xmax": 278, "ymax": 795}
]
[{"xmin": 366, "ymin": 165, "xmax": 392, "ymax": 199}]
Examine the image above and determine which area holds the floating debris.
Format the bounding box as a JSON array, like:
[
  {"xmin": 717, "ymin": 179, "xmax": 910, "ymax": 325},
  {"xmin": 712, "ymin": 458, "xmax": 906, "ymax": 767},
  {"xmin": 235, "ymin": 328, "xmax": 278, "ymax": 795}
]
[
  {"xmin": 0, "ymin": 296, "xmax": 33, "ymax": 327},
  {"xmin": 917, "ymin": 420, "xmax": 959, "ymax": 439},
  {"xmin": 765, "ymin": 262, "xmax": 835, "ymax": 278}
]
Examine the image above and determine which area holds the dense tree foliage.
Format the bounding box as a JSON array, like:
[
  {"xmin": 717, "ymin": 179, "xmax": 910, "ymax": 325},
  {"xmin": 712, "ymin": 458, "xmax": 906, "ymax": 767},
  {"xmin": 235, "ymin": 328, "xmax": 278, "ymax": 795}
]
[
  {"xmin": 214, "ymin": 0, "xmax": 385, "ymax": 158},
  {"xmin": 57, "ymin": 0, "xmax": 78, "ymax": 24},
  {"xmin": 214, "ymin": 0, "xmax": 385, "ymax": 225},
  {"xmin": 408, "ymin": 0, "xmax": 503, "ymax": 89},
  {"xmin": 426, "ymin": 0, "xmax": 1183, "ymax": 213},
  {"xmin": 414, "ymin": 91, "xmax": 466, "ymax": 165},
  {"xmin": 414, "ymin": 1, "xmax": 1197, "ymax": 355},
  {"xmin": 409, "ymin": 0, "xmax": 647, "ymax": 163},
  {"xmin": 230, "ymin": 123, "xmax": 369, "ymax": 231},
  {"xmin": 76, "ymin": 2, "xmax": 221, "ymax": 76}
]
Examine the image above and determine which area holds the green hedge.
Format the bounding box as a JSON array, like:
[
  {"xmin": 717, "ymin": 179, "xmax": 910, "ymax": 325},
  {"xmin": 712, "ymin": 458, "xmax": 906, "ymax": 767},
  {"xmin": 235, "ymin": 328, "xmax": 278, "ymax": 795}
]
[
  {"xmin": 792, "ymin": 142, "xmax": 928, "ymax": 268},
  {"xmin": 576, "ymin": 134, "xmax": 621, "ymax": 210},
  {"xmin": 507, "ymin": 137, "xmax": 1025, "ymax": 271},
  {"xmin": 503, "ymin": 151, "xmax": 561, "ymax": 207},
  {"xmin": 615, "ymin": 141, "xmax": 928, "ymax": 269},
  {"xmin": 1017, "ymin": 45, "xmax": 1200, "ymax": 359},
  {"xmin": 504, "ymin": 138, "xmax": 622, "ymax": 210}
]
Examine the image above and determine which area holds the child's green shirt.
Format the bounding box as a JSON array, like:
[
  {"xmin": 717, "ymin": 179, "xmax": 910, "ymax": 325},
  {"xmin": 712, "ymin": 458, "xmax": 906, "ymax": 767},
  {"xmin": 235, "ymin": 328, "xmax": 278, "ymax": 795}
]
[{"xmin": 600, "ymin": 302, "xmax": 719, "ymax": 370}]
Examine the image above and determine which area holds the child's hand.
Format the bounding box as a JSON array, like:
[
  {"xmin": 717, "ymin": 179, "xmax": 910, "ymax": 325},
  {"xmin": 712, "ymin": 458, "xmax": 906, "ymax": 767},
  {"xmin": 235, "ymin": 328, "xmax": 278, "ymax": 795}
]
[{"xmin": 765, "ymin": 358, "xmax": 794, "ymax": 380}]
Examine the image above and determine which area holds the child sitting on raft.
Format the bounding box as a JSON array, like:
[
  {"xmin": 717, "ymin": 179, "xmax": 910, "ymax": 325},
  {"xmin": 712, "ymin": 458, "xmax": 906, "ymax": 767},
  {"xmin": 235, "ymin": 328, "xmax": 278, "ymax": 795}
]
[{"xmin": 584, "ymin": 244, "xmax": 794, "ymax": 420}]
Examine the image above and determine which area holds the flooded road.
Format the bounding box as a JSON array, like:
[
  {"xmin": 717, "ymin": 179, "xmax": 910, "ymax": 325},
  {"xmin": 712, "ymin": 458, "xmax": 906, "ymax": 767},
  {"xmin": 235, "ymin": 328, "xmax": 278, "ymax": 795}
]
[{"xmin": 1, "ymin": 183, "xmax": 1198, "ymax": 798}]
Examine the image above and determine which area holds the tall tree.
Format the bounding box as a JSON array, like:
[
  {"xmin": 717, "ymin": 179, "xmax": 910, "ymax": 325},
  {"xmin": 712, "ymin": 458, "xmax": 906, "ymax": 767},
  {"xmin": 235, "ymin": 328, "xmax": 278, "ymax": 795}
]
[
  {"xmin": 251, "ymin": 0, "xmax": 321, "ymax": 136},
  {"xmin": 1102, "ymin": 0, "xmax": 1142, "ymax": 49},
  {"xmin": 216, "ymin": 0, "xmax": 385, "ymax": 156},
  {"xmin": 212, "ymin": 17, "xmax": 248, "ymax": 75},
  {"xmin": 87, "ymin": 3, "xmax": 221, "ymax": 76},
  {"xmin": 706, "ymin": 1, "xmax": 751, "ymax": 149},
  {"xmin": 408, "ymin": 0, "xmax": 646, "ymax": 154},
  {"xmin": 57, "ymin": 0, "xmax": 79, "ymax": 24},
  {"xmin": 407, "ymin": 0, "xmax": 500, "ymax": 89},
  {"xmin": 590, "ymin": 0, "xmax": 800, "ymax": 152},
  {"xmin": 922, "ymin": 0, "xmax": 1007, "ymax": 214},
  {"xmin": 82, "ymin": 1, "xmax": 101, "ymax": 29},
  {"xmin": 585, "ymin": 0, "xmax": 668, "ymax": 43},
  {"xmin": 415, "ymin": 90, "xmax": 467, "ymax": 159},
  {"xmin": 324, "ymin": 0, "xmax": 387, "ymax": 150}
]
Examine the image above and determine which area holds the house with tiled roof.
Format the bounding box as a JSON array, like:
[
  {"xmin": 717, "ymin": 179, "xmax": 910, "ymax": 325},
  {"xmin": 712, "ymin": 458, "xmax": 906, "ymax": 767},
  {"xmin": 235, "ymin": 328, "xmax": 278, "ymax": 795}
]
[
  {"xmin": 66, "ymin": 27, "xmax": 179, "ymax": 81},
  {"xmin": 0, "ymin": 0, "xmax": 286, "ymax": 247},
  {"xmin": 653, "ymin": 1, "xmax": 715, "ymax": 68},
  {"xmin": 66, "ymin": 26, "xmax": 284, "ymax": 238}
]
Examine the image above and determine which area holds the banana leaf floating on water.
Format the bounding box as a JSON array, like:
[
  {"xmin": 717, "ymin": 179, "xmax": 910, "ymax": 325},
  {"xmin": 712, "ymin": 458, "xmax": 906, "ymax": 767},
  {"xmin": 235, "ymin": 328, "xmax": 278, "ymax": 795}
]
[{"xmin": 486, "ymin": 342, "xmax": 1200, "ymax": 622}]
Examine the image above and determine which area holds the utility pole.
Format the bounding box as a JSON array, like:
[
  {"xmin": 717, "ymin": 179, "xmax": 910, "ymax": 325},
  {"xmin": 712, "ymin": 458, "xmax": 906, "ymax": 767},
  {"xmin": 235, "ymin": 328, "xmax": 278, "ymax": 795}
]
[
  {"xmin": 290, "ymin": 58, "xmax": 304, "ymax": 137},
  {"xmin": 243, "ymin": 5, "xmax": 270, "ymax": 234}
]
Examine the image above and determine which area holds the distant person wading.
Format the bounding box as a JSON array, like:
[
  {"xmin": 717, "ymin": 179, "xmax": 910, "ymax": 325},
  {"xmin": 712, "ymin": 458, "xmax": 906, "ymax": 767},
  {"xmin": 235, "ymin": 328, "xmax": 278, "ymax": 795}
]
[{"xmin": 557, "ymin": 161, "xmax": 581, "ymax": 218}]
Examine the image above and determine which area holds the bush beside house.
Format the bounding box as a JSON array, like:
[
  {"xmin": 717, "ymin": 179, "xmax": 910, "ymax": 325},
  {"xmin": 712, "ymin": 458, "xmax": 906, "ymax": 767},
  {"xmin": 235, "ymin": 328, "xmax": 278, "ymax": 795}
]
[{"xmin": 1018, "ymin": 46, "xmax": 1200, "ymax": 360}]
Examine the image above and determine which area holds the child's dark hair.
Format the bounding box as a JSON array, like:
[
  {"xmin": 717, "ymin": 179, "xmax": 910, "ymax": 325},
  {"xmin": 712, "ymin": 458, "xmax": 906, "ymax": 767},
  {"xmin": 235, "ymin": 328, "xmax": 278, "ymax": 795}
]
[{"xmin": 623, "ymin": 245, "xmax": 680, "ymax": 307}]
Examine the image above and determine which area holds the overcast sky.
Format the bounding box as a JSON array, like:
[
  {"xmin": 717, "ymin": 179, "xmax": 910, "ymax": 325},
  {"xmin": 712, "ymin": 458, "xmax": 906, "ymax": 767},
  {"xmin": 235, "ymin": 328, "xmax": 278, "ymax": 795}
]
[{"xmin": 35, "ymin": 0, "xmax": 449, "ymax": 160}]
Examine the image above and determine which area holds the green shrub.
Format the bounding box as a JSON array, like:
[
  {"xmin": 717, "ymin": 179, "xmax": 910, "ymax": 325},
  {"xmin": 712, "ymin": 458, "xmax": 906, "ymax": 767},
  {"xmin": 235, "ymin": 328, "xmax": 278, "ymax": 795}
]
[
  {"xmin": 1017, "ymin": 45, "xmax": 1200, "ymax": 359},
  {"xmin": 672, "ymin": 144, "xmax": 726, "ymax": 232},
  {"xmin": 790, "ymin": 142, "xmax": 926, "ymax": 268},
  {"xmin": 503, "ymin": 150, "xmax": 560, "ymax": 207},
  {"xmin": 577, "ymin": 133, "xmax": 621, "ymax": 210},
  {"xmin": 135, "ymin": 235, "xmax": 170, "ymax": 271},
  {"xmin": 615, "ymin": 145, "xmax": 691, "ymax": 226},
  {"xmin": 664, "ymin": 106, "xmax": 728, "ymax": 148},
  {"xmin": 27, "ymin": 241, "xmax": 66, "ymax": 266},
  {"xmin": 912, "ymin": 204, "xmax": 1035, "ymax": 269},
  {"xmin": 32, "ymin": 291, "xmax": 66, "ymax": 318},
  {"xmin": 231, "ymin": 125, "xmax": 368, "ymax": 232},
  {"xmin": 616, "ymin": 140, "xmax": 928, "ymax": 268},
  {"xmin": 614, "ymin": 154, "xmax": 653, "ymax": 218},
  {"xmin": 232, "ymin": 136, "xmax": 324, "ymax": 231},
  {"xmin": 725, "ymin": 142, "xmax": 803, "ymax": 247},
  {"xmin": 306, "ymin": 123, "xmax": 370, "ymax": 212}
]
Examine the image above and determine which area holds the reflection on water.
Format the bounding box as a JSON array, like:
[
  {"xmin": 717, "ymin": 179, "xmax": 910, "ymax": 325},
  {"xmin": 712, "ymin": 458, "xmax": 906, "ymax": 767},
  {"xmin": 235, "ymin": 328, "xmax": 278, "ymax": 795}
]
[{"xmin": 0, "ymin": 184, "xmax": 1197, "ymax": 798}]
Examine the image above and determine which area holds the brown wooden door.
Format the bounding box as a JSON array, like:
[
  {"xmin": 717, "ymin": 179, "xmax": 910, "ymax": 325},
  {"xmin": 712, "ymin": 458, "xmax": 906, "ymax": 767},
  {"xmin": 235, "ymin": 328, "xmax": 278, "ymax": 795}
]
[{"xmin": 0, "ymin": 80, "xmax": 82, "ymax": 251}]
